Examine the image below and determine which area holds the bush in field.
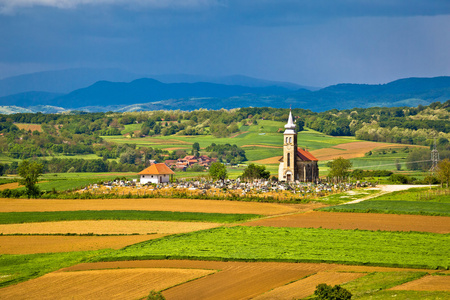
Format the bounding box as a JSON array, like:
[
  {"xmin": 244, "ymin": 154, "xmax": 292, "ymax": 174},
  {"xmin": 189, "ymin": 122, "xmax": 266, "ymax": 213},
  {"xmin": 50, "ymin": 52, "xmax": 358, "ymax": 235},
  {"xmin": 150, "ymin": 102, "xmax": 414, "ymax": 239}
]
[
  {"xmin": 241, "ymin": 163, "xmax": 270, "ymax": 180},
  {"xmin": 313, "ymin": 283, "xmax": 352, "ymax": 300},
  {"xmin": 146, "ymin": 290, "xmax": 165, "ymax": 300}
]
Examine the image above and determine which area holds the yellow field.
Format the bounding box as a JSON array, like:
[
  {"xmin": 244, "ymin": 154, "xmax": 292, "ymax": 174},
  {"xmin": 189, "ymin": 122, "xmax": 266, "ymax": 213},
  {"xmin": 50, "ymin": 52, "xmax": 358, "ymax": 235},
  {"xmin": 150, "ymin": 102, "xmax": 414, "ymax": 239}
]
[
  {"xmin": 0, "ymin": 197, "xmax": 304, "ymax": 215},
  {"xmin": 0, "ymin": 268, "xmax": 216, "ymax": 300},
  {"xmin": 13, "ymin": 123, "xmax": 43, "ymax": 132},
  {"xmin": 57, "ymin": 260, "xmax": 446, "ymax": 300},
  {"xmin": 0, "ymin": 235, "xmax": 167, "ymax": 254},
  {"xmin": 0, "ymin": 220, "xmax": 221, "ymax": 235}
]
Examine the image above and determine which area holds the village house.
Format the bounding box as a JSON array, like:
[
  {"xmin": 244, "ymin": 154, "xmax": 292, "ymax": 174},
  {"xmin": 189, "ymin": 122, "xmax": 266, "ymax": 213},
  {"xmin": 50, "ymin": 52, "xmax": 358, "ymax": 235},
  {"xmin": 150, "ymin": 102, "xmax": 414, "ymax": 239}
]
[
  {"xmin": 168, "ymin": 154, "xmax": 217, "ymax": 171},
  {"xmin": 138, "ymin": 163, "xmax": 175, "ymax": 184}
]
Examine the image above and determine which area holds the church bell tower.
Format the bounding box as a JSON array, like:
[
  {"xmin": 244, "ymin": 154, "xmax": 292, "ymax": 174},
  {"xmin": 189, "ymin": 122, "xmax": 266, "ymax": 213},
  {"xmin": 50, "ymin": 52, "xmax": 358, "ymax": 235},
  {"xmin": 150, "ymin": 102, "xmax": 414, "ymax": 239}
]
[{"xmin": 281, "ymin": 110, "xmax": 297, "ymax": 182}]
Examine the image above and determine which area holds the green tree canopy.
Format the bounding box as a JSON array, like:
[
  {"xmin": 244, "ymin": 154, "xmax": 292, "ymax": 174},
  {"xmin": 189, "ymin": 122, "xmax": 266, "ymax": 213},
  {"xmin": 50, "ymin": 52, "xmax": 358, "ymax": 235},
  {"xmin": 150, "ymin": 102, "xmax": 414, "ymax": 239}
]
[
  {"xmin": 209, "ymin": 162, "xmax": 227, "ymax": 181},
  {"xmin": 437, "ymin": 158, "xmax": 450, "ymax": 187},
  {"xmin": 327, "ymin": 157, "xmax": 352, "ymax": 182},
  {"xmin": 18, "ymin": 160, "xmax": 43, "ymax": 198},
  {"xmin": 314, "ymin": 283, "xmax": 352, "ymax": 300},
  {"xmin": 241, "ymin": 164, "xmax": 270, "ymax": 181}
]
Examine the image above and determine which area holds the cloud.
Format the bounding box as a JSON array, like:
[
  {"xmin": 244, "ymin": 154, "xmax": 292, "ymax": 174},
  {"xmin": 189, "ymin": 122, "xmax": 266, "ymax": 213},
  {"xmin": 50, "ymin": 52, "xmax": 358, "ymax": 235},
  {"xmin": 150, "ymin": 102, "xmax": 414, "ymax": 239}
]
[{"xmin": 0, "ymin": 0, "xmax": 219, "ymax": 14}]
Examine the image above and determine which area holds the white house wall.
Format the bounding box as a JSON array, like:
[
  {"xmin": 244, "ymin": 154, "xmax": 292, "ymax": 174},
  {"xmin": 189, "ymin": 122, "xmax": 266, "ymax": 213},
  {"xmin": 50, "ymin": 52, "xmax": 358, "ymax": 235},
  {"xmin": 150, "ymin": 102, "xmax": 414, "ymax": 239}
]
[{"xmin": 140, "ymin": 174, "xmax": 170, "ymax": 184}]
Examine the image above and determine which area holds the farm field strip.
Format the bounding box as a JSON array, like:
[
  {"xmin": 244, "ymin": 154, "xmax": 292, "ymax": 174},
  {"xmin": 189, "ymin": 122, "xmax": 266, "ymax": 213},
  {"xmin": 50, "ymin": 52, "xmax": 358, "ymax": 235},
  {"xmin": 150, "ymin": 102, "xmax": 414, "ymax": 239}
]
[
  {"xmin": 0, "ymin": 235, "xmax": 167, "ymax": 254},
  {"xmin": 60, "ymin": 260, "xmax": 445, "ymax": 300},
  {"xmin": 0, "ymin": 210, "xmax": 261, "ymax": 224},
  {"xmin": 0, "ymin": 220, "xmax": 222, "ymax": 235},
  {"xmin": 242, "ymin": 211, "xmax": 450, "ymax": 233},
  {"xmin": 310, "ymin": 141, "xmax": 412, "ymax": 161},
  {"xmin": 252, "ymin": 271, "xmax": 366, "ymax": 300},
  {"xmin": 322, "ymin": 200, "xmax": 450, "ymax": 216},
  {"xmin": 390, "ymin": 274, "xmax": 450, "ymax": 291},
  {"xmin": 0, "ymin": 268, "xmax": 216, "ymax": 300},
  {"xmin": 0, "ymin": 183, "xmax": 19, "ymax": 191},
  {"xmin": 100, "ymin": 226, "xmax": 450, "ymax": 269},
  {"xmin": 0, "ymin": 197, "xmax": 302, "ymax": 215}
]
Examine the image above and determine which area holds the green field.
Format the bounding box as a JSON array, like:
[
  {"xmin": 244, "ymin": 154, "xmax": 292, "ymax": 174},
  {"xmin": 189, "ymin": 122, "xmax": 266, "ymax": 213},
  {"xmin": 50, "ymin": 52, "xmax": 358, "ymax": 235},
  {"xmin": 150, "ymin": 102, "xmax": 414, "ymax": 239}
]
[
  {"xmin": 322, "ymin": 200, "xmax": 450, "ymax": 216},
  {"xmin": 103, "ymin": 123, "xmax": 359, "ymax": 163},
  {"xmin": 0, "ymin": 211, "xmax": 260, "ymax": 224},
  {"xmin": 98, "ymin": 226, "xmax": 449, "ymax": 269},
  {"xmin": 317, "ymin": 188, "xmax": 382, "ymax": 205},
  {"xmin": 0, "ymin": 250, "xmax": 110, "ymax": 288},
  {"xmin": 321, "ymin": 187, "xmax": 450, "ymax": 216}
]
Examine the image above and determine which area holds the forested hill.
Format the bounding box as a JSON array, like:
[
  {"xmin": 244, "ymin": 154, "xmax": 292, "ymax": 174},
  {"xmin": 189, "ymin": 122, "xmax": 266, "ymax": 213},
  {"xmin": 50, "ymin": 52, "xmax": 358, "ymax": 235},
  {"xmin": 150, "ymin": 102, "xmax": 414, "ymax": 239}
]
[{"xmin": 0, "ymin": 76, "xmax": 449, "ymax": 113}]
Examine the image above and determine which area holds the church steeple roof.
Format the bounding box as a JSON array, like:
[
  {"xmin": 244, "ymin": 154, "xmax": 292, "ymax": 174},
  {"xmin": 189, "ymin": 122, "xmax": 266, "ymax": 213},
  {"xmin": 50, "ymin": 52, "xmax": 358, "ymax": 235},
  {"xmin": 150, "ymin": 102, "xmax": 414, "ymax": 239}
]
[{"xmin": 284, "ymin": 109, "xmax": 296, "ymax": 134}]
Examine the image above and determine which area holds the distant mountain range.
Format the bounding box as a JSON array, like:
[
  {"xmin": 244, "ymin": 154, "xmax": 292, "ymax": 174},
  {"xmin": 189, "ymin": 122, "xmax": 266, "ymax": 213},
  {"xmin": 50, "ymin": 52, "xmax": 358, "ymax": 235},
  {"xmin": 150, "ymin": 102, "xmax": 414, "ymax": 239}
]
[{"xmin": 0, "ymin": 68, "xmax": 449, "ymax": 114}]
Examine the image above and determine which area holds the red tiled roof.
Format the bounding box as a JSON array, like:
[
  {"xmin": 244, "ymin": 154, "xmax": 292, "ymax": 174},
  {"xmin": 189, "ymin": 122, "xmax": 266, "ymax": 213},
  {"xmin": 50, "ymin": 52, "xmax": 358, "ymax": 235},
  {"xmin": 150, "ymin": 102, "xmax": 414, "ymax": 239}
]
[
  {"xmin": 138, "ymin": 163, "xmax": 175, "ymax": 175},
  {"xmin": 297, "ymin": 148, "xmax": 318, "ymax": 161}
]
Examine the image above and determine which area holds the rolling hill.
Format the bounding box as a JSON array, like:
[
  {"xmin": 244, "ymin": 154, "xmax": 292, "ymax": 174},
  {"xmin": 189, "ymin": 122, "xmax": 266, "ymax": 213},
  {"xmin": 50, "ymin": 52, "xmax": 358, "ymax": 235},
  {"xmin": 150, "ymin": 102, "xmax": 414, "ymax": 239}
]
[{"xmin": 0, "ymin": 74, "xmax": 449, "ymax": 113}]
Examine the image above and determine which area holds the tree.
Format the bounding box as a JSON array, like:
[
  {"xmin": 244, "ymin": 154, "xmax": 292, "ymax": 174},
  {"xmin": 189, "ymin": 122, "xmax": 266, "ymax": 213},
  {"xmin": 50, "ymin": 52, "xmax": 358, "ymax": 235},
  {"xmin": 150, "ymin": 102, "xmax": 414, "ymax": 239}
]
[
  {"xmin": 241, "ymin": 164, "xmax": 270, "ymax": 180},
  {"xmin": 192, "ymin": 142, "xmax": 200, "ymax": 156},
  {"xmin": 437, "ymin": 158, "xmax": 450, "ymax": 187},
  {"xmin": 327, "ymin": 157, "xmax": 352, "ymax": 182},
  {"xmin": 17, "ymin": 160, "xmax": 43, "ymax": 198},
  {"xmin": 295, "ymin": 118, "xmax": 304, "ymax": 132},
  {"xmin": 209, "ymin": 162, "xmax": 227, "ymax": 181},
  {"xmin": 314, "ymin": 283, "xmax": 352, "ymax": 300}
]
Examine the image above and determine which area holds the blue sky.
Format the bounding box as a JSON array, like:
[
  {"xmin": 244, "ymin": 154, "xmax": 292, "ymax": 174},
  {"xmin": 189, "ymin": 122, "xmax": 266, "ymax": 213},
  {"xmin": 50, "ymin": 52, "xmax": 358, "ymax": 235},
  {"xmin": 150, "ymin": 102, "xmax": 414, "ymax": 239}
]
[{"xmin": 1, "ymin": 0, "xmax": 450, "ymax": 86}]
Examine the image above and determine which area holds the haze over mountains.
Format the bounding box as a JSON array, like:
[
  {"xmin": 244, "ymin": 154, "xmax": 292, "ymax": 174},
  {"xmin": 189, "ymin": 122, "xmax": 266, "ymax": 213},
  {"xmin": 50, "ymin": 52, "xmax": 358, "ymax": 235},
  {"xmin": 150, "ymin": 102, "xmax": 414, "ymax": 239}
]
[{"xmin": 0, "ymin": 68, "xmax": 449, "ymax": 114}]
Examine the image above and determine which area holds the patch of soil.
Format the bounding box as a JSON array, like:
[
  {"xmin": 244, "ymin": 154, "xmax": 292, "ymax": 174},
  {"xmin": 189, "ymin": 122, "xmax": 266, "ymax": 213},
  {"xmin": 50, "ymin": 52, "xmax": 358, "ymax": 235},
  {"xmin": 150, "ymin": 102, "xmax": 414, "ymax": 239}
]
[
  {"xmin": 229, "ymin": 131, "xmax": 249, "ymax": 138},
  {"xmin": 242, "ymin": 211, "xmax": 450, "ymax": 233},
  {"xmin": 390, "ymin": 275, "xmax": 450, "ymax": 291},
  {"xmin": 242, "ymin": 144, "xmax": 282, "ymax": 149},
  {"xmin": 0, "ymin": 235, "xmax": 167, "ymax": 254},
  {"xmin": 253, "ymin": 271, "xmax": 366, "ymax": 300},
  {"xmin": 0, "ymin": 198, "xmax": 300, "ymax": 216},
  {"xmin": 0, "ymin": 268, "xmax": 215, "ymax": 300},
  {"xmin": 0, "ymin": 220, "xmax": 221, "ymax": 235},
  {"xmin": 310, "ymin": 142, "xmax": 422, "ymax": 161},
  {"xmin": 14, "ymin": 123, "xmax": 43, "ymax": 132},
  {"xmin": 254, "ymin": 156, "xmax": 283, "ymax": 164},
  {"xmin": 0, "ymin": 182, "xmax": 20, "ymax": 190}
]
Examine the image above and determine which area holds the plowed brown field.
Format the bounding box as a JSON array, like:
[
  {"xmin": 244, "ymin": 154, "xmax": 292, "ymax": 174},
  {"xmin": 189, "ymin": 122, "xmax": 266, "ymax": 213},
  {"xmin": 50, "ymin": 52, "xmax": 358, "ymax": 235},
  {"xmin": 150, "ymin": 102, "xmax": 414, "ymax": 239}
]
[
  {"xmin": 0, "ymin": 198, "xmax": 304, "ymax": 215},
  {"xmin": 0, "ymin": 220, "xmax": 221, "ymax": 235},
  {"xmin": 0, "ymin": 268, "xmax": 215, "ymax": 300},
  {"xmin": 253, "ymin": 271, "xmax": 366, "ymax": 300},
  {"xmin": 58, "ymin": 260, "xmax": 440, "ymax": 300},
  {"xmin": 310, "ymin": 141, "xmax": 419, "ymax": 161},
  {"xmin": 390, "ymin": 275, "xmax": 450, "ymax": 291},
  {"xmin": 0, "ymin": 235, "xmax": 167, "ymax": 254},
  {"xmin": 242, "ymin": 211, "xmax": 450, "ymax": 233}
]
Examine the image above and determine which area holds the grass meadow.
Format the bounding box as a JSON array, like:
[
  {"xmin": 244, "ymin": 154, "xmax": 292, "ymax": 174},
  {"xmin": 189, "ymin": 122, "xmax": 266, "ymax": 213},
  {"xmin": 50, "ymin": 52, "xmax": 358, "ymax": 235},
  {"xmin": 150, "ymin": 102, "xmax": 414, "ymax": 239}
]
[
  {"xmin": 100, "ymin": 226, "xmax": 449, "ymax": 269},
  {"xmin": 321, "ymin": 187, "xmax": 450, "ymax": 216}
]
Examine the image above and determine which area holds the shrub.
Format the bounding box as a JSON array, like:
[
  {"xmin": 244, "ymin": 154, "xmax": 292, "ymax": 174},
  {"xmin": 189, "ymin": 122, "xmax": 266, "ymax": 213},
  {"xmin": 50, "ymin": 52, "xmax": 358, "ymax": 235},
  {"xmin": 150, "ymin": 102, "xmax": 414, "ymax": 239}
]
[
  {"xmin": 313, "ymin": 283, "xmax": 352, "ymax": 300},
  {"xmin": 146, "ymin": 290, "xmax": 165, "ymax": 300}
]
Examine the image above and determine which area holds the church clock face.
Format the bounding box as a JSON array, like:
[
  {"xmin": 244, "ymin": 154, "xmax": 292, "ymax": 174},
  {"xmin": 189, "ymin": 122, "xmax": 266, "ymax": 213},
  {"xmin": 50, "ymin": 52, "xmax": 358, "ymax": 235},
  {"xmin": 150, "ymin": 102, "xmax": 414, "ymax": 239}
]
[{"xmin": 286, "ymin": 145, "xmax": 291, "ymax": 150}]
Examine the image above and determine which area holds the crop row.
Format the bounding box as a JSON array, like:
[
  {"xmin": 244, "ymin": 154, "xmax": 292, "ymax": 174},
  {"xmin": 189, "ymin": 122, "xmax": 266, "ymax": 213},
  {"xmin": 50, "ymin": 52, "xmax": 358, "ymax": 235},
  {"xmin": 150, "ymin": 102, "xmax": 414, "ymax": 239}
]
[{"xmin": 0, "ymin": 210, "xmax": 261, "ymax": 224}]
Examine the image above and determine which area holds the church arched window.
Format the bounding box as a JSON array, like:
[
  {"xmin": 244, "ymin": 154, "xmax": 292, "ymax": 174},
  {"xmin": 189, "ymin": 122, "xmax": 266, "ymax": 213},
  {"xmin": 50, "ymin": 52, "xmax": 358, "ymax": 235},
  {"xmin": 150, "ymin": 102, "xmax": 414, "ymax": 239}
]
[
  {"xmin": 289, "ymin": 137, "xmax": 292, "ymax": 143},
  {"xmin": 287, "ymin": 153, "xmax": 290, "ymax": 167}
]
